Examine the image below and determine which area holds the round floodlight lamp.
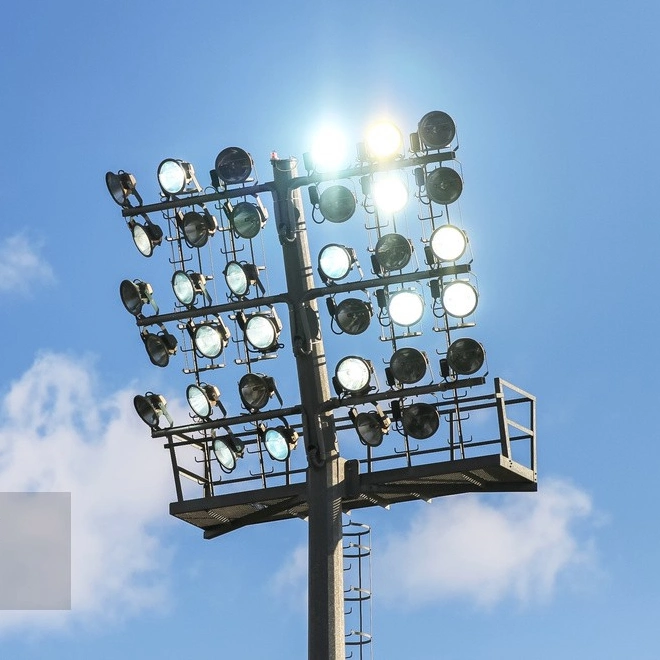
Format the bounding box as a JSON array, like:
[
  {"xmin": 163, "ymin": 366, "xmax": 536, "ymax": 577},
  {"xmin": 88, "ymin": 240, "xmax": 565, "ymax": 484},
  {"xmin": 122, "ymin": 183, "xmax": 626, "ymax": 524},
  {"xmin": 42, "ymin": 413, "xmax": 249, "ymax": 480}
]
[
  {"xmin": 130, "ymin": 220, "xmax": 163, "ymax": 257},
  {"xmin": 447, "ymin": 338, "xmax": 485, "ymax": 375},
  {"xmin": 143, "ymin": 330, "xmax": 177, "ymax": 368},
  {"xmin": 193, "ymin": 323, "xmax": 227, "ymax": 359},
  {"xmin": 186, "ymin": 383, "xmax": 220, "ymax": 418},
  {"xmin": 319, "ymin": 244, "xmax": 353, "ymax": 281},
  {"xmin": 181, "ymin": 211, "xmax": 217, "ymax": 248},
  {"xmin": 106, "ymin": 171, "xmax": 137, "ymax": 207},
  {"xmin": 430, "ymin": 224, "xmax": 467, "ymax": 262},
  {"xmin": 213, "ymin": 434, "xmax": 243, "ymax": 473},
  {"xmin": 224, "ymin": 261, "xmax": 252, "ymax": 297},
  {"xmin": 365, "ymin": 121, "xmax": 403, "ymax": 160},
  {"xmin": 335, "ymin": 356, "xmax": 372, "ymax": 394},
  {"xmin": 426, "ymin": 167, "xmax": 463, "ymax": 205},
  {"xmin": 214, "ymin": 147, "xmax": 253, "ymax": 184},
  {"xmin": 388, "ymin": 290, "xmax": 425, "ymax": 327},
  {"xmin": 389, "ymin": 347, "xmax": 428, "ymax": 385},
  {"xmin": 418, "ymin": 111, "xmax": 456, "ymax": 149},
  {"xmin": 172, "ymin": 271, "xmax": 195, "ymax": 306},
  {"xmin": 372, "ymin": 175, "xmax": 408, "ymax": 214},
  {"xmin": 335, "ymin": 298, "xmax": 372, "ymax": 335},
  {"xmin": 442, "ymin": 280, "xmax": 478, "ymax": 318},
  {"xmin": 245, "ymin": 314, "xmax": 280, "ymax": 352},
  {"xmin": 157, "ymin": 158, "xmax": 193, "ymax": 195},
  {"xmin": 239, "ymin": 373, "xmax": 274, "ymax": 411},
  {"xmin": 230, "ymin": 201, "xmax": 265, "ymax": 239},
  {"xmin": 310, "ymin": 127, "xmax": 348, "ymax": 172},
  {"xmin": 262, "ymin": 426, "xmax": 298, "ymax": 462},
  {"xmin": 402, "ymin": 403, "xmax": 439, "ymax": 439},
  {"xmin": 374, "ymin": 233, "xmax": 412, "ymax": 272},
  {"xmin": 318, "ymin": 185, "xmax": 356, "ymax": 223},
  {"xmin": 134, "ymin": 393, "xmax": 168, "ymax": 429},
  {"xmin": 354, "ymin": 412, "xmax": 386, "ymax": 447},
  {"xmin": 120, "ymin": 279, "xmax": 152, "ymax": 316}
]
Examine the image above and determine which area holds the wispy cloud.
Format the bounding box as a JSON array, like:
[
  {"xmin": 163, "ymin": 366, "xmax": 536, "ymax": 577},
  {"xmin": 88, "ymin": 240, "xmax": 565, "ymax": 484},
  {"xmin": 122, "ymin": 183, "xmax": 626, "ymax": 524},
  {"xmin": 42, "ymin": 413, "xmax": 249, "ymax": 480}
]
[
  {"xmin": 0, "ymin": 234, "xmax": 55, "ymax": 295},
  {"xmin": 0, "ymin": 352, "xmax": 174, "ymax": 635},
  {"xmin": 269, "ymin": 544, "xmax": 307, "ymax": 612},
  {"xmin": 375, "ymin": 480, "xmax": 598, "ymax": 609}
]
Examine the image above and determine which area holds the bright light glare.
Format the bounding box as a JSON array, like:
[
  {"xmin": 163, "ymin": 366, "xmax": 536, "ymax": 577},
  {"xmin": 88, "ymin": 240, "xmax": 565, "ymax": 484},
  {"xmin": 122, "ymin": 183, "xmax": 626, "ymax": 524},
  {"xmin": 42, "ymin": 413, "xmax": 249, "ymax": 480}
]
[
  {"xmin": 442, "ymin": 280, "xmax": 478, "ymax": 318},
  {"xmin": 372, "ymin": 175, "xmax": 408, "ymax": 213},
  {"xmin": 311, "ymin": 126, "xmax": 349, "ymax": 171},
  {"xmin": 430, "ymin": 225, "xmax": 467, "ymax": 262},
  {"xmin": 365, "ymin": 121, "xmax": 403, "ymax": 160},
  {"xmin": 388, "ymin": 290, "xmax": 424, "ymax": 326}
]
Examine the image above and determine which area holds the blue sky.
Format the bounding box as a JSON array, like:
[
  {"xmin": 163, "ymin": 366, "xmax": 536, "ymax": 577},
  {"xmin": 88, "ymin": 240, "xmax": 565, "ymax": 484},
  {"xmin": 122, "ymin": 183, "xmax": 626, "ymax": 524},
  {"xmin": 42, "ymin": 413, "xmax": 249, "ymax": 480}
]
[{"xmin": 1, "ymin": 1, "xmax": 659, "ymax": 658}]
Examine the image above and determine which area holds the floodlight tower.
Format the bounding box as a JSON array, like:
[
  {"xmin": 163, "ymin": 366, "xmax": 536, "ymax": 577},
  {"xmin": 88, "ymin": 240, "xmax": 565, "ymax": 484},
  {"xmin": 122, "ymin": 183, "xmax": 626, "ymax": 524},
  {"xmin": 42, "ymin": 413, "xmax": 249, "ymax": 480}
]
[{"xmin": 107, "ymin": 110, "xmax": 537, "ymax": 660}]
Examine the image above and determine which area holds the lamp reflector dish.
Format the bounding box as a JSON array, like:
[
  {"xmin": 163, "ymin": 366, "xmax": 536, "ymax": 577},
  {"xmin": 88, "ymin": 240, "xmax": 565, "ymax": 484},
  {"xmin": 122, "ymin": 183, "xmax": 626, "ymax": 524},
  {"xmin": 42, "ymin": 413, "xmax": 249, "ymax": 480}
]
[
  {"xmin": 335, "ymin": 356, "xmax": 371, "ymax": 394},
  {"xmin": 335, "ymin": 298, "xmax": 372, "ymax": 335},
  {"xmin": 418, "ymin": 111, "xmax": 456, "ymax": 149},
  {"xmin": 215, "ymin": 147, "xmax": 253, "ymax": 184},
  {"xmin": 402, "ymin": 403, "xmax": 439, "ymax": 439},
  {"xmin": 355, "ymin": 412, "xmax": 385, "ymax": 447},
  {"xmin": 231, "ymin": 202, "xmax": 264, "ymax": 239},
  {"xmin": 388, "ymin": 290, "xmax": 424, "ymax": 326},
  {"xmin": 426, "ymin": 167, "xmax": 463, "ymax": 205},
  {"xmin": 447, "ymin": 338, "xmax": 485, "ymax": 375},
  {"xmin": 239, "ymin": 373, "xmax": 272, "ymax": 411},
  {"xmin": 319, "ymin": 244, "xmax": 353, "ymax": 281},
  {"xmin": 442, "ymin": 280, "xmax": 478, "ymax": 318},
  {"xmin": 430, "ymin": 225, "xmax": 467, "ymax": 262},
  {"xmin": 194, "ymin": 325, "xmax": 224, "ymax": 358},
  {"xmin": 318, "ymin": 185, "xmax": 356, "ymax": 223},
  {"xmin": 374, "ymin": 233, "xmax": 412, "ymax": 272},
  {"xmin": 213, "ymin": 436, "xmax": 236, "ymax": 472},
  {"xmin": 245, "ymin": 315, "xmax": 278, "ymax": 352},
  {"xmin": 390, "ymin": 347, "xmax": 427, "ymax": 384}
]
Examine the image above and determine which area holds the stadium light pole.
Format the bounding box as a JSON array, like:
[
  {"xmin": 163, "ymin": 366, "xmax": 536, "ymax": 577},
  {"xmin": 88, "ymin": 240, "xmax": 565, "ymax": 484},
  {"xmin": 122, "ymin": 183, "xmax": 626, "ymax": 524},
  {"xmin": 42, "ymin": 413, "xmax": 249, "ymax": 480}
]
[{"xmin": 108, "ymin": 111, "xmax": 537, "ymax": 660}]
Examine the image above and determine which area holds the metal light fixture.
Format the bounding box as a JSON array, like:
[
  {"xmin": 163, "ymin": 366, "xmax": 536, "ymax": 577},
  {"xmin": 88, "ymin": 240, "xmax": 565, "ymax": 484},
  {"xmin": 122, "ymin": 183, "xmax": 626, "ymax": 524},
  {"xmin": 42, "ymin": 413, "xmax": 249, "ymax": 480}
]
[
  {"xmin": 417, "ymin": 111, "xmax": 456, "ymax": 150},
  {"xmin": 214, "ymin": 147, "xmax": 254, "ymax": 185},
  {"xmin": 333, "ymin": 356, "xmax": 373, "ymax": 396},
  {"xmin": 371, "ymin": 175, "xmax": 408, "ymax": 213},
  {"xmin": 127, "ymin": 217, "xmax": 163, "ymax": 257},
  {"xmin": 387, "ymin": 347, "xmax": 428, "ymax": 385},
  {"xmin": 327, "ymin": 297, "xmax": 372, "ymax": 335},
  {"xmin": 446, "ymin": 338, "xmax": 485, "ymax": 375},
  {"xmin": 387, "ymin": 289, "xmax": 425, "ymax": 327},
  {"xmin": 317, "ymin": 185, "xmax": 356, "ymax": 223},
  {"xmin": 134, "ymin": 393, "xmax": 173, "ymax": 429},
  {"xmin": 106, "ymin": 171, "xmax": 141, "ymax": 207},
  {"xmin": 349, "ymin": 405, "xmax": 390, "ymax": 447},
  {"xmin": 425, "ymin": 167, "xmax": 463, "ymax": 205},
  {"xmin": 243, "ymin": 311, "xmax": 282, "ymax": 353},
  {"xmin": 179, "ymin": 210, "xmax": 218, "ymax": 248},
  {"xmin": 318, "ymin": 244, "xmax": 356, "ymax": 283},
  {"xmin": 141, "ymin": 328, "xmax": 178, "ymax": 367},
  {"xmin": 213, "ymin": 431, "xmax": 245, "ymax": 473},
  {"xmin": 441, "ymin": 280, "xmax": 478, "ymax": 318},
  {"xmin": 172, "ymin": 270, "xmax": 210, "ymax": 307},
  {"xmin": 238, "ymin": 373, "xmax": 278, "ymax": 412},
  {"xmin": 259, "ymin": 422, "xmax": 299, "ymax": 462},
  {"xmin": 401, "ymin": 402, "xmax": 439, "ymax": 439},
  {"xmin": 186, "ymin": 383, "xmax": 225, "ymax": 419},
  {"xmin": 119, "ymin": 279, "xmax": 158, "ymax": 316},
  {"xmin": 224, "ymin": 261, "xmax": 262, "ymax": 298},
  {"xmin": 226, "ymin": 199, "xmax": 268, "ymax": 239},
  {"xmin": 373, "ymin": 233, "xmax": 413, "ymax": 273},
  {"xmin": 157, "ymin": 158, "xmax": 196, "ymax": 195},
  {"xmin": 191, "ymin": 318, "xmax": 230, "ymax": 359},
  {"xmin": 364, "ymin": 121, "xmax": 403, "ymax": 160},
  {"xmin": 430, "ymin": 224, "xmax": 467, "ymax": 262}
]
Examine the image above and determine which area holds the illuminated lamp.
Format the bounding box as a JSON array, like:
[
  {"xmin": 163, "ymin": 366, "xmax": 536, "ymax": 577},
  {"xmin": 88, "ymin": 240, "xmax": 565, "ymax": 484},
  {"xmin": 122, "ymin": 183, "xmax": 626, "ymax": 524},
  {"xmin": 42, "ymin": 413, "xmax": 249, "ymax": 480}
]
[
  {"xmin": 224, "ymin": 261, "xmax": 261, "ymax": 298},
  {"xmin": 260, "ymin": 423, "xmax": 299, "ymax": 462},
  {"xmin": 244, "ymin": 311, "xmax": 282, "ymax": 353},
  {"xmin": 442, "ymin": 280, "xmax": 478, "ymax": 318},
  {"xmin": 179, "ymin": 210, "xmax": 218, "ymax": 248},
  {"xmin": 134, "ymin": 393, "xmax": 173, "ymax": 429},
  {"xmin": 142, "ymin": 328, "xmax": 177, "ymax": 367},
  {"xmin": 318, "ymin": 244, "xmax": 356, "ymax": 282},
  {"xmin": 372, "ymin": 175, "xmax": 408, "ymax": 213},
  {"xmin": 106, "ymin": 171, "xmax": 141, "ymax": 207},
  {"xmin": 172, "ymin": 270, "xmax": 210, "ymax": 307},
  {"xmin": 157, "ymin": 158, "xmax": 195, "ymax": 195},
  {"xmin": 446, "ymin": 338, "xmax": 485, "ymax": 375},
  {"xmin": 186, "ymin": 383, "xmax": 225, "ymax": 419},
  {"xmin": 226, "ymin": 199, "xmax": 267, "ymax": 239},
  {"xmin": 327, "ymin": 298, "xmax": 372, "ymax": 335},
  {"xmin": 417, "ymin": 111, "xmax": 456, "ymax": 149},
  {"xmin": 238, "ymin": 373, "xmax": 277, "ymax": 412},
  {"xmin": 426, "ymin": 167, "xmax": 463, "ymax": 205},
  {"xmin": 388, "ymin": 347, "xmax": 428, "ymax": 385},
  {"xmin": 213, "ymin": 431, "xmax": 245, "ymax": 473},
  {"xmin": 374, "ymin": 233, "xmax": 413, "ymax": 272},
  {"xmin": 128, "ymin": 217, "xmax": 163, "ymax": 257},
  {"xmin": 402, "ymin": 402, "xmax": 439, "ymax": 439},
  {"xmin": 333, "ymin": 356, "xmax": 373, "ymax": 396},
  {"xmin": 349, "ymin": 405, "xmax": 390, "ymax": 447},
  {"xmin": 388, "ymin": 289, "xmax": 425, "ymax": 327},
  {"xmin": 309, "ymin": 126, "xmax": 348, "ymax": 172},
  {"xmin": 192, "ymin": 319, "xmax": 230, "ymax": 359},
  {"xmin": 364, "ymin": 121, "xmax": 403, "ymax": 160},
  {"xmin": 430, "ymin": 224, "xmax": 467, "ymax": 262},
  {"xmin": 119, "ymin": 279, "xmax": 157, "ymax": 316},
  {"xmin": 214, "ymin": 147, "xmax": 254, "ymax": 184},
  {"xmin": 318, "ymin": 185, "xmax": 356, "ymax": 223}
]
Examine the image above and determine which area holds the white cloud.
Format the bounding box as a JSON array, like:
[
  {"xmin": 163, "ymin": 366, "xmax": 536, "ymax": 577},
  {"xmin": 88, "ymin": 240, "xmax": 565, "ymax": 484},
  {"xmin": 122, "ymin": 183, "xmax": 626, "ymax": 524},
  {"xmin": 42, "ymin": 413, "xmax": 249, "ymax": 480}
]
[
  {"xmin": 269, "ymin": 544, "xmax": 307, "ymax": 612},
  {"xmin": 375, "ymin": 480, "xmax": 597, "ymax": 609},
  {"xmin": 0, "ymin": 234, "xmax": 55, "ymax": 294},
  {"xmin": 0, "ymin": 352, "xmax": 174, "ymax": 635}
]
